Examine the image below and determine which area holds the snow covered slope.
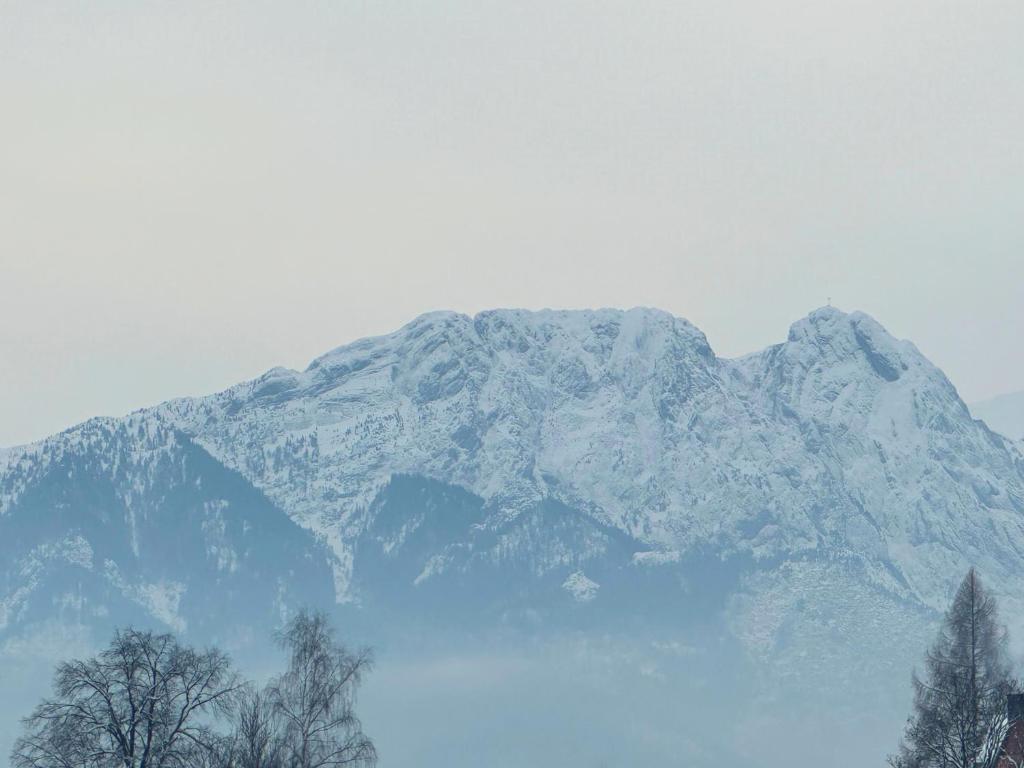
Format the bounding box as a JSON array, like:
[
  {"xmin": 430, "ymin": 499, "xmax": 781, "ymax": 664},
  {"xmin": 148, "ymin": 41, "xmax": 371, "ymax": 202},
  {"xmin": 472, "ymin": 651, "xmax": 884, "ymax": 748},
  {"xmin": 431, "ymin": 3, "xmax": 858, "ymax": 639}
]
[
  {"xmin": 0, "ymin": 415, "xmax": 335, "ymax": 643},
  {"xmin": 3, "ymin": 306, "xmax": 1023, "ymax": 653},
  {"xmin": 139, "ymin": 308, "xmax": 1024, "ymax": 615}
]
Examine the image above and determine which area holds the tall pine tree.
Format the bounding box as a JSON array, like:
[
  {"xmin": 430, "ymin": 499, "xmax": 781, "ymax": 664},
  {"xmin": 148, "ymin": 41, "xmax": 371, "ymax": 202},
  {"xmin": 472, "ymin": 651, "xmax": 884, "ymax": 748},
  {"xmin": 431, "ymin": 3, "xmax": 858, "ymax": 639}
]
[{"xmin": 891, "ymin": 568, "xmax": 1019, "ymax": 768}]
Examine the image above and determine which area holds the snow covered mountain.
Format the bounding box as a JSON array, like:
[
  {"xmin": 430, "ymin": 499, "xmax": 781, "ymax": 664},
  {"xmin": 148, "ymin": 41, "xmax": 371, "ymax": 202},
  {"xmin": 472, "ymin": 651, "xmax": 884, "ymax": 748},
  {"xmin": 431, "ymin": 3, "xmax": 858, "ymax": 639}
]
[
  {"xmin": 4, "ymin": 306, "xmax": 1024, "ymax": 633},
  {"xmin": 151, "ymin": 308, "xmax": 1024, "ymax": 614},
  {"xmin": 3, "ymin": 306, "xmax": 1024, "ymax": 766}
]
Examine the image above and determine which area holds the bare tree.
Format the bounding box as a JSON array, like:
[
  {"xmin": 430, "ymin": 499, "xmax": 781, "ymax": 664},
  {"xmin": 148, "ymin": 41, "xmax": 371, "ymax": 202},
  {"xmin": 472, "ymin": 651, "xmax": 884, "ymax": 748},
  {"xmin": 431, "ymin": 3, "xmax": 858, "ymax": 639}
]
[
  {"xmin": 230, "ymin": 687, "xmax": 284, "ymax": 768},
  {"xmin": 268, "ymin": 611, "xmax": 376, "ymax": 768},
  {"xmin": 11, "ymin": 628, "xmax": 241, "ymax": 768},
  {"xmin": 891, "ymin": 568, "xmax": 1019, "ymax": 768}
]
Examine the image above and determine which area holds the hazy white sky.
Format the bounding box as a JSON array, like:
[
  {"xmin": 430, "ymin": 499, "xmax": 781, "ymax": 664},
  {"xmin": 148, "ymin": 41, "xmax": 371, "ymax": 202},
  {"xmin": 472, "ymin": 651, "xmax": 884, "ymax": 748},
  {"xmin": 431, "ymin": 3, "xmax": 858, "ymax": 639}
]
[{"xmin": 2, "ymin": 0, "xmax": 1023, "ymax": 447}]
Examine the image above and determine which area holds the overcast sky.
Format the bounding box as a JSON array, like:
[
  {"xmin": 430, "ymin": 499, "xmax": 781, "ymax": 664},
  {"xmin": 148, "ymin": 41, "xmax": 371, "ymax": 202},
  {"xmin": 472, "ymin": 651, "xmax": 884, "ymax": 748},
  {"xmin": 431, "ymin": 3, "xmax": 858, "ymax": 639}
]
[{"xmin": 1, "ymin": 0, "xmax": 1022, "ymax": 447}]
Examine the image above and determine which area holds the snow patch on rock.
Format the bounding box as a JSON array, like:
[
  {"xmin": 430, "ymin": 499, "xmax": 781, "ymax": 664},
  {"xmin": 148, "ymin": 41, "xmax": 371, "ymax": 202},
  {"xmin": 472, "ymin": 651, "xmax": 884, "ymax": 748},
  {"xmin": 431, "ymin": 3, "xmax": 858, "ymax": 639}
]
[
  {"xmin": 103, "ymin": 561, "xmax": 187, "ymax": 634},
  {"xmin": 562, "ymin": 570, "xmax": 600, "ymax": 602}
]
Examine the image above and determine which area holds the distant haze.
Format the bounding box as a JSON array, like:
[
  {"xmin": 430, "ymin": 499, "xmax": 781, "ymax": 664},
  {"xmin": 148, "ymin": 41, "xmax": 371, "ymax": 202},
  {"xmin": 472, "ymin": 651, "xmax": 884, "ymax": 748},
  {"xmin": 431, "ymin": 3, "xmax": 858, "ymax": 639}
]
[
  {"xmin": 972, "ymin": 391, "xmax": 1024, "ymax": 441},
  {"xmin": 2, "ymin": 1, "xmax": 1023, "ymax": 447}
]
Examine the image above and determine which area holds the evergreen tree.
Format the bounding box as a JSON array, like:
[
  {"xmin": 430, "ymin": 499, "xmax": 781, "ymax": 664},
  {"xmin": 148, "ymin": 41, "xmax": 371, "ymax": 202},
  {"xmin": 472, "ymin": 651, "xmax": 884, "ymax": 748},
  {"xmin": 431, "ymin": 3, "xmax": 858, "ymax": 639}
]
[{"xmin": 891, "ymin": 568, "xmax": 1019, "ymax": 768}]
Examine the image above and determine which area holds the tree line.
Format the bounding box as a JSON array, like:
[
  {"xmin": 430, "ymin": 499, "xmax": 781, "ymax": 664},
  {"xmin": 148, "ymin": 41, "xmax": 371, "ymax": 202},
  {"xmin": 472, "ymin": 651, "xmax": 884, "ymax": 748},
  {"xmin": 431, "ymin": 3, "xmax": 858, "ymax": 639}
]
[
  {"xmin": 10, "ymin": 565, "xmax": 1024, "ymax": 768},
  {"xmin": 10, "ymin": 610, "xmax": 376, "ymax": 768}
]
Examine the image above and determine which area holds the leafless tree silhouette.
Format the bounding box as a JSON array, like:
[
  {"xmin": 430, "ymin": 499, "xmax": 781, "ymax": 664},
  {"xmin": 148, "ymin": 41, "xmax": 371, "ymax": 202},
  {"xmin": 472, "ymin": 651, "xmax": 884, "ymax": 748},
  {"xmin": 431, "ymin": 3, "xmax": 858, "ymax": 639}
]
[{"xmin": 12, "ymin": 628, "xmax": 241, "ymax": 768}]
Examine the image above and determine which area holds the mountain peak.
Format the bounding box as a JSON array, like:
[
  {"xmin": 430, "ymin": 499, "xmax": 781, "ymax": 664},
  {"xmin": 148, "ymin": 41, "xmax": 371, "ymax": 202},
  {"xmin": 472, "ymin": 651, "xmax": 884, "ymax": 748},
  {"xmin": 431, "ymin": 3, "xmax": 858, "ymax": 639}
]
[
  {"xmin": 780, "ymin": 306, "xmax": 920, "ymax": 385},
  {"xmin": 786, "ymin": 304, "xmax": 856, "ymax": 340},
  {"xmin": 5, "ymin": 304, "xmax": 1024, "ymax": 678}
]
